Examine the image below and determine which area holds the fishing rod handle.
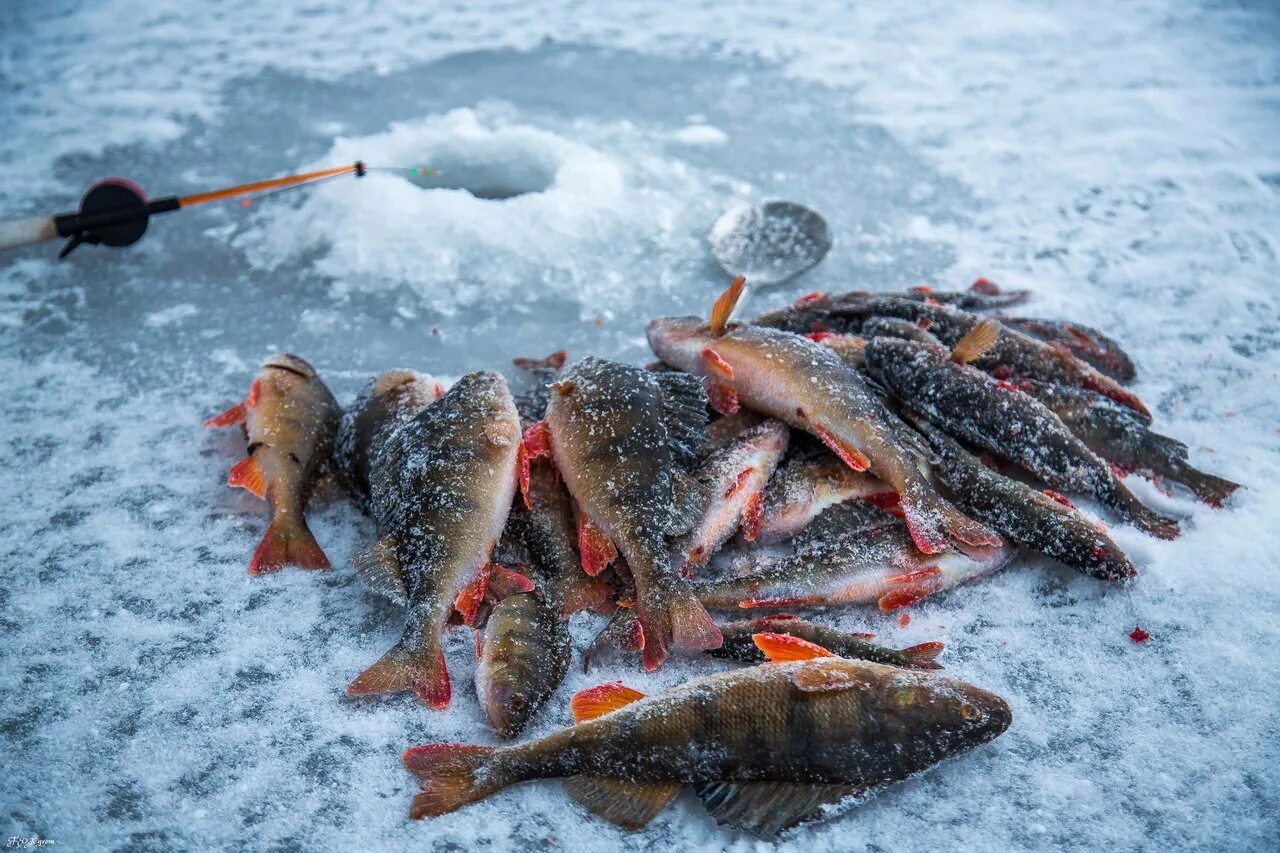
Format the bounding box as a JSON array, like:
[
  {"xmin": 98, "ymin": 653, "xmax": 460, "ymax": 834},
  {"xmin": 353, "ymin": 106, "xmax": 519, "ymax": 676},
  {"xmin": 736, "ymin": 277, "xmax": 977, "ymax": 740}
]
[{"xmin": 0, "ymin": 216, "xmax": 58, "ymax": 251}]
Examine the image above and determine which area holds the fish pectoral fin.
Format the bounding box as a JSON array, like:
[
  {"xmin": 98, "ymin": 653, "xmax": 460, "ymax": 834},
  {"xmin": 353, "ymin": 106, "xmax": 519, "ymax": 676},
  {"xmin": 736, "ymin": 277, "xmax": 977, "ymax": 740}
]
[
  {"xmin": 203, "ymin": 400, "xmax": 247, "ymax": 428},
  {"xmin": 228, "ymin": 455, "xmax": 267, "ymax": 499},
  {"xmin": 700, "ymin": 346, "xmax": 734, "ymax": 378},
  {"xmin": 790, "ymin": 660, "xmax": 874, "ymax": 694},
  {"xmin": 563, "ymin": 777, "xmax": 680, "ymax": 831},
  {"xmin": 576, "ymin": 512, "xmax": 618, "ymax": 577},
  {"xmin": 654, "ymin": 369, "xmax": 710, "ymax": 470},
  {"xmin": 352, "ymin": 537, "xmax": 408, "ymax": 605},
  {"xmin": 454, "ymin": 564, "xmax": 496, "ymax": 627},
  {"xmin": 693, "ymin": 780, "xmax": 864, "ymax": 839},
  {"xmin": 752, "ymin": 632, "xmax": 836, "ymax": 662},
  {"xmin": 485, "ymin": 563, "xmax": 536, "ymax": 601},
  {"xmin": 570, "ymin": 682, "xmax": 646, "ymax": 722},
  {"xmin": 811, "ymin": 425, "xmax": 871, "ymax": 472}
]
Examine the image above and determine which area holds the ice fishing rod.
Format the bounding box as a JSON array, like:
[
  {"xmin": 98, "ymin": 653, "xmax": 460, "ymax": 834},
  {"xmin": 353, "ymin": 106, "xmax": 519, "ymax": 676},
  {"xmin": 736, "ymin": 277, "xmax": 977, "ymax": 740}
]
[{"xmin": 0, "ymin": 161, "xmax": 370, "ymax": 259}]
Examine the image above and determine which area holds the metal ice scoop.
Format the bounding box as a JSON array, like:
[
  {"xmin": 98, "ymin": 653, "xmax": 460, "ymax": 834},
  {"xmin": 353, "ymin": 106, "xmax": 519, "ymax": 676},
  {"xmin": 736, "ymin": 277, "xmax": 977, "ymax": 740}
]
[{"xmin": 709, "ymin": 201, "xmax": 831, "ymax": 286}]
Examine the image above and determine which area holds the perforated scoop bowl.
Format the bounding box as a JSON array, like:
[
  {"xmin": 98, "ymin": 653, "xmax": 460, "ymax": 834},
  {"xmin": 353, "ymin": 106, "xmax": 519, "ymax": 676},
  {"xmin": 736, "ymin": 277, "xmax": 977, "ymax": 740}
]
[{"xmin": 709, "ymin": 201, "xmax": 831, "ymax": 286}]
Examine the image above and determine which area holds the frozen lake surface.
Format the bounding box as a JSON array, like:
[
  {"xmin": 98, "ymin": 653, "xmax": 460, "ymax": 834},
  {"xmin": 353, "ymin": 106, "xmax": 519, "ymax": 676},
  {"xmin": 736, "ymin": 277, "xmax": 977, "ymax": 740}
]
[{"xmin": 2, "ymin": 1, "xmax": 1279, "ymax": 849}]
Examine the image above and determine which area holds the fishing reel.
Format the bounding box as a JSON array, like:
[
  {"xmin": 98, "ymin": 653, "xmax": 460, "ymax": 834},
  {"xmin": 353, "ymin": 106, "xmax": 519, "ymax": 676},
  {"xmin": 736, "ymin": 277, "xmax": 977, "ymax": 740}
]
[{"xmin": 53, "ymin": 178, "xmax": 177, "ymax": 258}]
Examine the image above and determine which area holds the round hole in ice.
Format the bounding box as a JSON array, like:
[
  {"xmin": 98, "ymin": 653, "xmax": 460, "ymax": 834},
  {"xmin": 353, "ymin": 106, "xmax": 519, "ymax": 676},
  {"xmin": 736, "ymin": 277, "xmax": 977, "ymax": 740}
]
[{"xmin": 403, "ymin": 138, "xmax": 559, "ymax": 200}]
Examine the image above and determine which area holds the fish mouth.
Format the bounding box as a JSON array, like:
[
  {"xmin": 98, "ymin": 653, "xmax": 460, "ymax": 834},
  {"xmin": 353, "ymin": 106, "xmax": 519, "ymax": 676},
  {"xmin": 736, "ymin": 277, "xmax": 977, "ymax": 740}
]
[
  {"xmin": 961, "ymin": 687, "xmax": 1013, "ymax": 743},
  {"xmin": 646, "ymin": 316, "xmax": 704, "ymax": 357},
  {"xmin": 486, "ymin": 684, "xmax": 531, "ymax": 739},
  {"xmin": 263, "ymin": 352, "xmax": 315, "ymax": 378}
]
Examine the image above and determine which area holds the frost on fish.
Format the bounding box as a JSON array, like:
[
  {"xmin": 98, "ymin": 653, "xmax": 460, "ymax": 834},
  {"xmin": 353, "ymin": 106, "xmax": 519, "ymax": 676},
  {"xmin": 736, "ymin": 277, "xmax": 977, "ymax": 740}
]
[
  {"xmin": 911, "ymin": 416, "xmax": 1136, "ymax": 581},
  {"xmin": 204, "ymin": 352, "xmax": 340, "ymax": 574},
  {"xmin": 695, "ymin": 522, "xmax": 1015, "ymax": 612},
  {"xmin": 646, "ymin": 306, "xmax": 998, "ymax": 555},
  {"xmin": 676, "ymin": 418, "xmax": 789, "ymax": 574},
  {"xmin": 756, "ymin": 449, "xmax": 897, "ymax": 544},
  {"xmin": 340, "ymin": 371, "xmax": 524, "ymax": 709},
  {"xmin": 543, "ymin": 356, "xmax": 722, "ymax": 669},
  {"xmin": 334, "ymin": 368, "xmax": 446, "ymax": 512},
  {"xmin": 1001, "ymin": 317, "xmax": 1137, "ymax": 383},
  {"xmin": 761, "ymin": 294, "xmax": 1150, "ymax": 417},
  {"xmin": 1020, "ymin": 380, "xmax": 1240, "ymax": 507},
  {"xmin": 405, "ymin": 653, "xmax": 1011, "ymax": 838},
  {"xmin": 861, "ymin": 334, "xmax": 1180, "ymax": 539}
]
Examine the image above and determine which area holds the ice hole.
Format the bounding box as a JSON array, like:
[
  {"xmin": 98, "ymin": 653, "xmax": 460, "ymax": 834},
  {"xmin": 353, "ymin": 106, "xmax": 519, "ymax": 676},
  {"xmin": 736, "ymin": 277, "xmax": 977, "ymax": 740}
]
[{"xmin": 404, "ymin": 138, "xmax": 559, "ymax": 200}]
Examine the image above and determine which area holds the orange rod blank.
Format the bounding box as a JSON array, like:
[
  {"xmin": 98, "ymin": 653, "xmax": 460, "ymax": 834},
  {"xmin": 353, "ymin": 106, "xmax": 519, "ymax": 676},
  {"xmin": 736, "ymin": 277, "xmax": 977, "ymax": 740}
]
[{"xmin": 178, "ymin": 163, "xmax": 361, "ymax": 208}]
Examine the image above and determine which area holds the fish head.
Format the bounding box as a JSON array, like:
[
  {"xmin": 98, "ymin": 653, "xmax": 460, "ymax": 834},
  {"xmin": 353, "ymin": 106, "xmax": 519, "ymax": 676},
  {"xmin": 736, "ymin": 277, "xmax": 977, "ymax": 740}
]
[
  {"xmin": 444, "ymin": 371, "xmax": 521, "ymax": 447},
  {"xmin": 482, "ymin": 676, "xmax": 535, "ymax": 740},
  {"xmin": 263, "ymin": 352, "xmax": 318, "ymax": 379},
  {"xmin": 645, "ymin": 315, "xmax": 712, "ymax": 372},
  {"xmin": 937, "ymin": 678, "xmax": 1013, "ymax": 747},
  {"xmin": 447, "ymin": 370, "xmax": 515, "ymax": 411},
  {"xmin": 885, "ymin": 670, "xmax": 1012, "ymax": 752}
]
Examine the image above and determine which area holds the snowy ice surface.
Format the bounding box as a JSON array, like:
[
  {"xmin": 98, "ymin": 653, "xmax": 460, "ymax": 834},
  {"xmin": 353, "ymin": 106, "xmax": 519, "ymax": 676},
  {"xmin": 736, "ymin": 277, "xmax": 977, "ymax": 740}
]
[{"xmin": 2, "ymin": 1, "xmax": 1279, "ymax": 850}]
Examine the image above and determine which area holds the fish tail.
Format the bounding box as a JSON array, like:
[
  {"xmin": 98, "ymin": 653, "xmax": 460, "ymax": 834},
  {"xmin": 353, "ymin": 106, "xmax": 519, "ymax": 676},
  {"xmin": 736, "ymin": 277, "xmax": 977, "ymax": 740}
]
[
  {"xmin": 1113, "ymin": 489, "xmax": 1180, "ymax": 540},
  {"xmin": 248, "ymin": 512, "xmax": 330, "ymax": 575},
  {"xmin": 1168, "ymin": 464, "xmax": 1240, "ymax": 508},
  {"xmin": 900, "ymin": 491, "xmax": 1000, "ymax": 554},
  {"xmin": 635, "ymin": 579, "xmax": 722, "ymax": 670},
  {"xmin": 347, "ymin": 638, "xmax": 451, "ymax": 709},
  {"xmin": 403, "ymin": 743, "xmax": 509, "ymax": 818},
  {"xmin": 901, "ymin": 641, "xmax": 945, "ymax": 670}
]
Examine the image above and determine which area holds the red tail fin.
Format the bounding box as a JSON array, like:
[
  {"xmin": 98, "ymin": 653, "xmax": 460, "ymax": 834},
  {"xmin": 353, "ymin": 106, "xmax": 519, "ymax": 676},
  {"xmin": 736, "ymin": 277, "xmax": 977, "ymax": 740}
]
[
  {"xmin": 248, "ymin": 515, "xmax": 330, "ymax": 575},
  {"xmin": 901, "ymin": 641, "xmax": 945, "ymax": 670},
  {"xmin": 635, "ymin": 584, "xmax": 722, "ymax": 670},
  {"xmin": 347, "ymin": 640, "xmax": 451, "ymax": 709},
  {"xmin": 403, "ymin": 743, "xmax": 506, "ymax": 819}
]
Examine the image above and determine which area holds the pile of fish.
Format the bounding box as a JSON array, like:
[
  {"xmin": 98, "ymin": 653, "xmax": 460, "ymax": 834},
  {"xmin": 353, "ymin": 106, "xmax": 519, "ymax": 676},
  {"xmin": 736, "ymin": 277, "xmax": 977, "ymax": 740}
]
[{"xmin": 203, "ymin": 277, "xmax": 1238, "ymax": 838}]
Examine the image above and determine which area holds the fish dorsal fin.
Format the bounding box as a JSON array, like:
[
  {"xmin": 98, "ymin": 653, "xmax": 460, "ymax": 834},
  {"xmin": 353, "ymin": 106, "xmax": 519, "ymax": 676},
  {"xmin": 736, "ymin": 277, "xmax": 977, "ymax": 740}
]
[
  {"xmin": 653, "ymin": 370, "xmax": 710, "ymax": 471},
  {"xmin": 571, "ymin": 682, "xmax": 646, "ymax": 722},
  {"xmin": 710, "ymin": 276, "xmax": 746, "ymax": 336},
  {"xmin": 951, "ymin": 319, "xmax": 1000, "ymax": 364},
  {"xmin": 352, "ymin": 537, "xmax": 408, "ymax": 605},
  {"xmin": 791, "ymin": 660, "xmax": 872, "ymax": 694},
  {"xmin": 513, "ymin": 350, "xmax": 568, "ymax": 372},
  {"xmin": 821, "ymin": 335, "xmax": 867, "ymax": 369},
  {"xmin": 563, "ymin": 777, "xmax": 681, "ymax": 831},
  {"xmin": 693, "ymin": 780, "xmax": 863, "ymax": 838},
  {"xmin": 753, "ymin": 632, "xmax": 836, "ymax": 662}
]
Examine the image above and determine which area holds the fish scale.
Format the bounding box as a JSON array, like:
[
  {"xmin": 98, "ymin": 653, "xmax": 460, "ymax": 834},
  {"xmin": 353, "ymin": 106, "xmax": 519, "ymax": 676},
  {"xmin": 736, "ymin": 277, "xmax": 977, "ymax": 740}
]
[{"xmin": 404, "ymin": 653, "xmax": 1011, "ymax": 838}]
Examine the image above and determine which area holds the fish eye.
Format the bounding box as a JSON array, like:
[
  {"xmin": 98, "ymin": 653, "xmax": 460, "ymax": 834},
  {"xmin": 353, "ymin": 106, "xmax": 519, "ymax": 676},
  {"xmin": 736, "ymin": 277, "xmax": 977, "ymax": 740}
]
[{"xmin": 960, "ymin": 703, "xmax": 980, "ymax": 720}]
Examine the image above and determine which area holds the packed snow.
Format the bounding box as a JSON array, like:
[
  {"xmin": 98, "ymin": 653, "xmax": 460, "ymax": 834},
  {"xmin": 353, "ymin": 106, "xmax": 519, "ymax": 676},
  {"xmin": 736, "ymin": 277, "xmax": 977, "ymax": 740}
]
[{"xmin": 2, "ymin": 1, "xmax": 1279, "ymax": 850}]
